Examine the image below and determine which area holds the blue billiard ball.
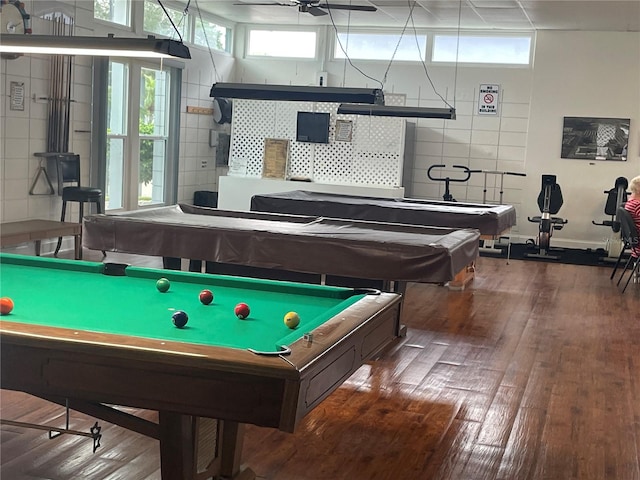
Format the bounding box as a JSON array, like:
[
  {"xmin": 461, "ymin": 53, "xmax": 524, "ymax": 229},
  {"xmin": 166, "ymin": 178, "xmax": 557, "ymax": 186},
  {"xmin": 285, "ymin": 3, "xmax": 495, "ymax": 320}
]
[{"xmin": 172, "ymin": 310, "xmax": 188, "ymax": 328}]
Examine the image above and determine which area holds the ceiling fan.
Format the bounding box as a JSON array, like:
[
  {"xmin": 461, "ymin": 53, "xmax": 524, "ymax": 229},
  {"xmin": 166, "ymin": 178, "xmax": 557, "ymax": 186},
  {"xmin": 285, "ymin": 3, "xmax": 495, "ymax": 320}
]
[{"xmin": 234, "ymin": 0, "xmax": 377, "ymax": 17}]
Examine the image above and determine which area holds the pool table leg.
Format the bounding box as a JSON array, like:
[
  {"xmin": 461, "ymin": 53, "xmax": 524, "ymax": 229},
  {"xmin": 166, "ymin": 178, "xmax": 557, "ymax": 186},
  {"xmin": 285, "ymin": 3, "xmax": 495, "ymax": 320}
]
[
  {"xmin": 219, "ymin": 420, "xmax": 256, "ymax": 480},
  {"xmin": 163, "ymin": 257, "xmax": 183, "ymax": 270},
  {"xmin": 159, "ymin": 412, "xmax": 197, "ymax": 479},
  {"xmin": 158, "ymin": 413, "xmax": 255, "ymax": 480}
]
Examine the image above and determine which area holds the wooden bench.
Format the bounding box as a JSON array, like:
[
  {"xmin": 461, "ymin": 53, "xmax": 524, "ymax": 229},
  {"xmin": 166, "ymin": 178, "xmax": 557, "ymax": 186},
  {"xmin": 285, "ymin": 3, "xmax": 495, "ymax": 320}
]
[{"xmin": 0, "ymin": 220, "xmax": 82, "ymax": 259}]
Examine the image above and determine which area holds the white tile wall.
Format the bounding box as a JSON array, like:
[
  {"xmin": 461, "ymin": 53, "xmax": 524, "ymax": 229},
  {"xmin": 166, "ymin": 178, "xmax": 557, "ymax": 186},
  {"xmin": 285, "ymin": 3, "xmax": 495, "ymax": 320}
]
[{"xmin": 1, "ymin": 2, "xmax": 234, "ymax": 241}]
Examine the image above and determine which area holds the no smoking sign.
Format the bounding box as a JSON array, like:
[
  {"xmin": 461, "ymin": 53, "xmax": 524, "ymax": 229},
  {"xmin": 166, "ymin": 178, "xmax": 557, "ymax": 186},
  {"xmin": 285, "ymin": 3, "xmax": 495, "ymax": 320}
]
[{"xmin": 478, "ymin": 84, "xmax": 500, "ymax": 115}]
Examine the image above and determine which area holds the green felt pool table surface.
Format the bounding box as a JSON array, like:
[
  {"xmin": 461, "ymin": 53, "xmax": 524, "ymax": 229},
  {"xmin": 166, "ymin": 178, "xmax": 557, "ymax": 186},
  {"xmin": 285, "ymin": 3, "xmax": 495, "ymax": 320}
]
[
  {"xmin": 0, "ymin": 253, "xmax": 403, "ymax": 480},
  {"xmin": 0, "ymin": 253, "xmax": 365, "ymax": 353}
]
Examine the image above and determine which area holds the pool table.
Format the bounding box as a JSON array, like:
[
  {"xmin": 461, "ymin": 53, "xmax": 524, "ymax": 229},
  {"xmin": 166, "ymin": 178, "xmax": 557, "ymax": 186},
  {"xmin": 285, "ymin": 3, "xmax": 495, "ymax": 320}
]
[
  {"xmin": 0, "ymin": 253, "xmax": 402, "ymax": 480},
  {"xmin": 250, "ymin": 190, "xmax": 517, "ymax": 236},
  {"xmin": 82, "ymin": 204, "xmax": 480, "ymax": 290}
]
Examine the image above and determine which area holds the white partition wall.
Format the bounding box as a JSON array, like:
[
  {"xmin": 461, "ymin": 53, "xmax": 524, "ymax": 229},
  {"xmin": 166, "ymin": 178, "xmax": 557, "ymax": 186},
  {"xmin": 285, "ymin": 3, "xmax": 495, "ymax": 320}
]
[
  {"xmin": 217, "ymin": 176, "xmax": 404, "ymax": 211},
  {"xmin": 217, "ymin": 94, "xmax": 407, "ymax": 210}
]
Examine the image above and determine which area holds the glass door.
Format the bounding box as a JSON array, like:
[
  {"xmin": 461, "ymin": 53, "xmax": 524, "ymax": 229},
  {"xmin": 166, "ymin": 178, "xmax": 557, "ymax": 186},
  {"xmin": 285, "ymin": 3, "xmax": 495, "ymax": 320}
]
[{"xmin": 105, "ymin": 61, "xmax": 172, "ymax": 211}]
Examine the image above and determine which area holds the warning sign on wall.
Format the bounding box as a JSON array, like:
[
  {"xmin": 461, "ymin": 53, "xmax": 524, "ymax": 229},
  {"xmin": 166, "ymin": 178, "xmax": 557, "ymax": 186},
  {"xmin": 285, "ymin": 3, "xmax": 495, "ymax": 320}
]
[{"xmin": 478, "ymin": 84, "xmax": 500, "ymax": 115}]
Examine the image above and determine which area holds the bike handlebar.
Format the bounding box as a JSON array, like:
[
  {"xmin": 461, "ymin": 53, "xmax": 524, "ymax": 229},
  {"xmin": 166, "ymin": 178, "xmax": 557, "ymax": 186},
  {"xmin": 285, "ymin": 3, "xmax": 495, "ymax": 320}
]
[{"xmin": 427, "ymin": 164, "xmax": 475, "ymax": 183}]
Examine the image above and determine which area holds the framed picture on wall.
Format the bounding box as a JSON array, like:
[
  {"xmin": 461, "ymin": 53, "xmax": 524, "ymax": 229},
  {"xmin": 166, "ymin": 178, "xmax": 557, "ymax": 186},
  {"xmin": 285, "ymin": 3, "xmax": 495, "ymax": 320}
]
[
  {"xmin": 262, "ymin": 138, "xmax": 289, "ymax": 179},
  {"xmin": 561, "ymin": 117, "xmax": 629, "ymax": 161}
]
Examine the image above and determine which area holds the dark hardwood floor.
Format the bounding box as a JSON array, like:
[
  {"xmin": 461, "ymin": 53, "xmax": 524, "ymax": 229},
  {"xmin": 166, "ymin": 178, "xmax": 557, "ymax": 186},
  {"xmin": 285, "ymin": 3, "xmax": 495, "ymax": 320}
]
[{"xmin": 1, "ymin": 249, "xmax": 639, "ymax": 479}]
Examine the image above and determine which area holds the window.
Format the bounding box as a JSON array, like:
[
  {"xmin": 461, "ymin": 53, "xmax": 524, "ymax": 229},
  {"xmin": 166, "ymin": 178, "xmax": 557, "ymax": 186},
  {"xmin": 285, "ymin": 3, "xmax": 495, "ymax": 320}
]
[
  {"xmin": 334, "ymin": 32, "xmax": 427, "ymax": 61},
  {"xmin": 106, "ymin": 61, "xmax": 129, "ymax": 210},
  {"xmin": 103, "ymin": 60, "xmax": 178, "ymax": 211},
  {"xmin": 432, "ymin": 35, "xmax": 532, "ymax": 65},
  {"xmin": 194, "ymin": 17, "xmax": 230, "ymax": 53},
  {"xmin": 138, "ymin": 67, "xmax": 170, "ymax": 207},
  {"xmin": 143, "ymin": 0, "xmax": 189, "ymax": 40},
  {"xmin": 94, "ymin": 0, "xmax": 130, "ymax": 26},
  {"xmin": 247, "ymin": 30, "xmax": 317, "ymax": 58}
]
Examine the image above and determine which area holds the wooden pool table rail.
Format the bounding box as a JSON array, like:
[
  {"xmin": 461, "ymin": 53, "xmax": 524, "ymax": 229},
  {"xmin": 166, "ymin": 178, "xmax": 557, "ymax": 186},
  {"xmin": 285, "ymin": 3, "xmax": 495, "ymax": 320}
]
[{"xmin": 0, "ymin": 291, "xmax": 402, "ymax": 480}]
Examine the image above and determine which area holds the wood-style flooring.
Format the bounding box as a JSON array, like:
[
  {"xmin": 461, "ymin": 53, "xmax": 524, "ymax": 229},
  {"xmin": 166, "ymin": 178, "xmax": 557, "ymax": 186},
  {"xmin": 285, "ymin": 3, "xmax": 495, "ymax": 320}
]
[{"xmin": 1, "ymin": 249, "xmax": 639, "ymax": 480}]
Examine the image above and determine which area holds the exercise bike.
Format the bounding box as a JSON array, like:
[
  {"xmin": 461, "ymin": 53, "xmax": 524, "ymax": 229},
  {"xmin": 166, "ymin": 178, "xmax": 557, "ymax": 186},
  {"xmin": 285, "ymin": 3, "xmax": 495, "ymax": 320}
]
[
  {"xmin": 526, "ymin": 175, "xmax": 568, "ymax": 260},
  {"xmin": 592, "ymin": 177, "xmax": 629, "ymax": 261},
  {"xmin": 427, "ymin": 164, "xmax": 477, "ymax": 202}
]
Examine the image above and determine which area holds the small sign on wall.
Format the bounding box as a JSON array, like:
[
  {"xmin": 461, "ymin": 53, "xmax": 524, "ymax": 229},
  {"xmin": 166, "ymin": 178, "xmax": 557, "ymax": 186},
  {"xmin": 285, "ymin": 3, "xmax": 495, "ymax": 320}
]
[
  {"xmin": 478, "ymin": 84, "xmax": 500, "ymax": 115},
  {"xmin": 10, "ymin": 82, "xmax": 25, "ymax": 111},
  {"xmin": 229, "ymin": 157, "xmax": 248, "ymax": 176},
  {"xmin": 335, "ymin": 120, "xmax": 353, "ymax": 142}
]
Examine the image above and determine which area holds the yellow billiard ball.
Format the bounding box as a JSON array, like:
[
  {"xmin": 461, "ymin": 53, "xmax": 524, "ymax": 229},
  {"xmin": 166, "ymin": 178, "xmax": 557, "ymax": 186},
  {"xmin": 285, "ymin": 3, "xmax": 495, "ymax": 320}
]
[{"xmin": 284, "ymin": 311, "xmax": 300, "ymax": 329}]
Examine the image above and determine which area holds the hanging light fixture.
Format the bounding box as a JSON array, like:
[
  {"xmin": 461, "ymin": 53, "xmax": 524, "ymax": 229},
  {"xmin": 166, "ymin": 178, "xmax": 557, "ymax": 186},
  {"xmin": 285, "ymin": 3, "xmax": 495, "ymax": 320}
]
[
  {"xmin": 210, "ymin": 82, "xmax": 385, "ymax": 105},
  {"xmin": 337, "ymin": 104, "xmax": 456, "ymax": 119},
  {"xmin": 0, "ymin": 33, "xmax": 191, "ymax": 59}
]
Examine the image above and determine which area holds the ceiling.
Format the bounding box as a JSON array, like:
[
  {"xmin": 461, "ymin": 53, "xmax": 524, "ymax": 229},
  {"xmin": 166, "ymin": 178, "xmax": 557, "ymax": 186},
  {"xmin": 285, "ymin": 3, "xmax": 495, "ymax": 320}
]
[{"xmin": 195, "ymin": 0, "xmax": 640, "ymax": 31}]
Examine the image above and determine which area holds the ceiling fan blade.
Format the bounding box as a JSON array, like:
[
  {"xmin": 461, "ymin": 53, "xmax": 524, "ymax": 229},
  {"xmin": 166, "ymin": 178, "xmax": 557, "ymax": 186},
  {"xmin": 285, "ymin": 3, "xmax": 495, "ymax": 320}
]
[
  {"xmin": 317, "ymin": 3, "xmax": 377, "ymax": 11},
  {"xmin": 233, "ymin": 1, "xmax": 293, "ymax": 5},
  {"xmin": 307, "ymin": 5, "xmax": 329, "ymax": 16}
]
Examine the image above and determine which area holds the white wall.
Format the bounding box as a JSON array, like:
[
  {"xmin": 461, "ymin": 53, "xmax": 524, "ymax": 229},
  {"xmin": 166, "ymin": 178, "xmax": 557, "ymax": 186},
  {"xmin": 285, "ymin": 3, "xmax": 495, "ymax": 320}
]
[
  {"xmin": 233, "ymin": 29, "xmax": 532, "ymax": 235},
  {"xmin": 523, "ymin": 31, "xmax": 640, "ymax": 248},
  {"xmin": 0, "ymin": 6, "xmax": 94, "ymax": 225},
  {"xmin": 2, "ymin": 7, "xmax": 639, "ymax": 252},
  {"xmin": 0, "ymin": 0, "xmax": 232, "ymax": 253},
  {"xmin": 179, "ymin": 47, "xmax": 234, "ymax": 204},
  {"xmin": 232, "ymin": 28, "xmax": 640, "ymax": 249}
]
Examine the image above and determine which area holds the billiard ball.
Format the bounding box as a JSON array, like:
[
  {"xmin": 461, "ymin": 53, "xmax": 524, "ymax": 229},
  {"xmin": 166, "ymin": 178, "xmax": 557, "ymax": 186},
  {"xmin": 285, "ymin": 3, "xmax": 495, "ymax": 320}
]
[
  {"xmin": 172, "ymin": 310, "xmax": 189, "ymax": 328},
  {"xmin": 0, "ymin": 297, "xmax": 14, "ymax": 315},
  {"xmin": 199, "ymin": 289, "xmax": 214, "ymax": 305},
  {"xmin": 156, "ymin": 278, "xmax": 170, "ymax": 293},
  {"xmin": 284, "ymin": 311, "xmax": 300, "ymax": 329},
  {"xmin": 234, "ymin": 303, "xmax": 250, "ymax": 319}
]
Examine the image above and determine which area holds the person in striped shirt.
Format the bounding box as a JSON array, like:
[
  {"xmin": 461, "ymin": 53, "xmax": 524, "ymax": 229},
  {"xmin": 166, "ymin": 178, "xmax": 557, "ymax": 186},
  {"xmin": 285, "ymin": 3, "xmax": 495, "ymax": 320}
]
[{"xmin": 624, "ymin": 175, "xmax": 640, "ymax": 258}]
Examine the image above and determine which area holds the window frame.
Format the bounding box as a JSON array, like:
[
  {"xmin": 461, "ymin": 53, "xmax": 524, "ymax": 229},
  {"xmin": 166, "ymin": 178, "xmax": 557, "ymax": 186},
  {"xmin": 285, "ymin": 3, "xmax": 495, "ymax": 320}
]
[
  {"xmin": 192, "ymin": 14, "xmax": 233, "ymax": 54},
  {"xmin": 330, "ymin": 29, "xmax": 534, "ymax": 67},
  {"xmin": 332, "ymin": 29, "xmax": 429, "ymax": 63},
  {"xmin": 245, "ymin": 26, "xmax": 321, "ymax": 60},
  {"xmin": 93, "ymin": 0, "xmax": 132, "ymax": 29},
  {"xmin": 140, "ymin": 0, "xmax": 233, "ymax": 54},
  {"xmin": 141, "ymin": 0, "xmax": 190, "ymax": 42},
  {"xmin": 431, "ymin": 31, "xmax": 534, "ymax": 67}
]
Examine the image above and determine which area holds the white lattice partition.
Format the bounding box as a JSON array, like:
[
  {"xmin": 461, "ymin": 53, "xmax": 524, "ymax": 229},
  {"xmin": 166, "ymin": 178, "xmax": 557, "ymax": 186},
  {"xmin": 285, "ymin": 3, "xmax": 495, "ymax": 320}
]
[{"xmin": 228, "ymin": 94, "xmax": 406, "ymax": 187}]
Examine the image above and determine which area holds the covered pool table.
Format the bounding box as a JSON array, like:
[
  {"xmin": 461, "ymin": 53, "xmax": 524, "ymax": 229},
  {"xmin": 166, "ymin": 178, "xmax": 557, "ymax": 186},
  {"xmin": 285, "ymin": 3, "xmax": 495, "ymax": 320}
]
[
  {"xmin": 0, "ymin": 253, "xmax": 402, "ymax": 480},
  {"xmin": 250, "ymin": 190, "xmax": 517, "ymax": 236},
  {"xmin": 83, "ymin": 204, "xmax": 480, "ymax": 290}
]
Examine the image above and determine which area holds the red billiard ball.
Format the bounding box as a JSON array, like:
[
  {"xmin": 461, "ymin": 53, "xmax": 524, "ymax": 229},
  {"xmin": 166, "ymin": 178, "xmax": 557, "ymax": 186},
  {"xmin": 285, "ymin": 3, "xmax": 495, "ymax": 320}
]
[
  {"xmin": 234, "ymin": 303, "xmax": 250, "ymax": 319},
  {"xmin": 172, "ymin": 310, "xmax": 189, "ymax": 328},
  {"xmin": 0, "ymin": 297, "xmax": 14, "ymax": 315},
  {"xmin": 199, "ymin": 289, "xmax": 214, "ymax": 305}
]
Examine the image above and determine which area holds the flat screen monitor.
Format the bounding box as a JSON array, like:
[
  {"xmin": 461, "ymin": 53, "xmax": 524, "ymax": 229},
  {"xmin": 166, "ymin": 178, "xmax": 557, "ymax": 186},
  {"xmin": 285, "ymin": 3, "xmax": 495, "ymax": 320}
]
[{"xmin": 296, "ymin": 112, "xmax": 330, "ymax": 144}]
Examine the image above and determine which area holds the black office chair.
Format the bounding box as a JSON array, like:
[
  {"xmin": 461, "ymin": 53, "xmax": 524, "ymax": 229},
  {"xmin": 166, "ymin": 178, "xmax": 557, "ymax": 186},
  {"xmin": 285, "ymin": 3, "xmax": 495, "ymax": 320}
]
[
  {"xmin": 612, "ymin": 207, "xmax": 639, "ymax": 293},
  {"xmin": 527, "ymin": 175, "xmax": 568, "ymax": 259},
  {"xmin": 53, "ymin": 154, "xmax": 103, "ymax": 259}
]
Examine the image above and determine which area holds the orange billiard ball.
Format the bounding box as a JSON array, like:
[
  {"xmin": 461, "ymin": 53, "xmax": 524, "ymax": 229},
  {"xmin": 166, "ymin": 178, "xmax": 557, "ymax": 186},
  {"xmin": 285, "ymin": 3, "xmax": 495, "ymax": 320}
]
[
  {"xmin": 234, "ymin": 303, "xmax": 250, "ymax": 319},
  {"xmin": 0, "ymin": 297, "xmax": 14, "ymax": 315}
]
